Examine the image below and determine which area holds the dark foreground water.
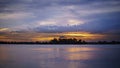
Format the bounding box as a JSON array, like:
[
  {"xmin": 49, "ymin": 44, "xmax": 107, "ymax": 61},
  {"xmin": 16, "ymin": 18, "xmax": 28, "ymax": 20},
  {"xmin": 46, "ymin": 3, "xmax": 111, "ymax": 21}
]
[{"xmin": 0, "ymin": 44, "xmax": 120, "ymax": 68}]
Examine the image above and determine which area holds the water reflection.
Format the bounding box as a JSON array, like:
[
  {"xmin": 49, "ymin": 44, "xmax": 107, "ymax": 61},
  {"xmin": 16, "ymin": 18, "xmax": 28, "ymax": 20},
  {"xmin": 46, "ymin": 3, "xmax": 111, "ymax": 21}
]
[
  {"xmin": 31, "ymin": 47, "xmax": 99, "ymax": 61},
  {"xmin": 63, "ymin": 47, "xmax": 99, "ymax": 60},
  {"xmin": 0, "ymin": 45, "xmax": 120, "ymax": 68},
  {"xmin": 65, "ymin": 47, "xmax": 99, "ymax": 52},
  {"xmin": 32, "ymin": 48, "xmax": 54, "ymax": 52},
  {"xmin": 64, "ymin": 53, "xmax": 92, "ymax": 60},
  {"xmin": 0, "ymin": 47, "xmax": 9, "ymax": 63}
]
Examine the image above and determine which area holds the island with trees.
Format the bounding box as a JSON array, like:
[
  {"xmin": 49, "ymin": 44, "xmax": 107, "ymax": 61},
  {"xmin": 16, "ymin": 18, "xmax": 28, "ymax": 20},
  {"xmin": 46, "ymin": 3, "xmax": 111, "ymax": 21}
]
[{"xmin": 0, "ymin": 38, "xmax": 120, "ymax": 44}]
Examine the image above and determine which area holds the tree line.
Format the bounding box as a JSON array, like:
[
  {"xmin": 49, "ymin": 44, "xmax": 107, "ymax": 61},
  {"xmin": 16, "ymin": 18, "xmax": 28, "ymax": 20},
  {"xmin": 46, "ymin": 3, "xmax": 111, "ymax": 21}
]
[{"xmin": 0, "ymin": 38, "xmax": 120, "ymax": 44}]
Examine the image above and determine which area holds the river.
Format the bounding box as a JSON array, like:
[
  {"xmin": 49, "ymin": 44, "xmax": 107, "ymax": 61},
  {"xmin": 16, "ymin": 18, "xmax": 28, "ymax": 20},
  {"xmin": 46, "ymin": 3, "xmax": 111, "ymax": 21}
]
[{"xmin": 0, "ymin": 44, "xmax": 120, "ymax": 68}]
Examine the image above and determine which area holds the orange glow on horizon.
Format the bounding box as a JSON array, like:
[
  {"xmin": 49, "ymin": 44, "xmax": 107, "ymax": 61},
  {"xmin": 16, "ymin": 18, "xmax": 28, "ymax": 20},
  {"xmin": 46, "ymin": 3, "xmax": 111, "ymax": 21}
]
[
  {"xmin": 31, "ymin": 37, "xmax": 55, "ymax": 42},
  {"xmin": 63, "ymin": 32, "xmax": 104, "ymax": 37},
  {"xmin": 61, "ymin": 32, "xmax": 105, "ymax": 41},
  {"xmin": 0, "ymin": 31, "xmax": 106, "ymax": 42}
]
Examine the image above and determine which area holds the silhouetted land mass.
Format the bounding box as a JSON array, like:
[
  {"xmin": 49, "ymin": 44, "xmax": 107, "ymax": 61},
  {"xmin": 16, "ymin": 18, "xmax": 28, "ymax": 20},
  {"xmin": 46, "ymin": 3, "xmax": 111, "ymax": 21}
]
[{"xmin": 0, "ymin": 38, "xmax": 120, "ymax": 44}]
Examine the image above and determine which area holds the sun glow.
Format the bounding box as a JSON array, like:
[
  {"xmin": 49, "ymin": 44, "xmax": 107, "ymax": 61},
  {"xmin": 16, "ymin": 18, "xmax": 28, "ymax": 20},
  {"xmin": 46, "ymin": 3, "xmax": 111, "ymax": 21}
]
[
  {"xmin": 63, "ymin": 32, "xmax": 104, "ymax": 37},
  {"xmin": 0, "ymin": 28, "xmax": 9, "ymax": 31},
  {"xmin": 32, "ymin": 37, "xmax": 54, "ymax": 42},
  {"xmin": 0, "ymin": 31, "xmax": 105, "ymax": 42},
  {"xmin": 68, "ymin": 19, "xmax": 84, "ymax": 26}
]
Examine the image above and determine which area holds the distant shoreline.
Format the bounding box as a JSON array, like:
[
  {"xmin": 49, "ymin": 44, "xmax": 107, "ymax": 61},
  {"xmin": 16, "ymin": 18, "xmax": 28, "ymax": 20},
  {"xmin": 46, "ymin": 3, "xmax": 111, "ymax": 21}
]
[
  {"xmin": 0, "ymin": 42, "xmax": 120, "ymax": 45},
  {"xmin": 1, "ymin": 38, "xmax": 120, "ymax": 44}
]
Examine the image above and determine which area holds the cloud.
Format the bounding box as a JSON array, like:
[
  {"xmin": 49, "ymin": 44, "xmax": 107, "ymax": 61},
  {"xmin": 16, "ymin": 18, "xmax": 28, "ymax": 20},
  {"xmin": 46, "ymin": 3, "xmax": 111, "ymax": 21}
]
[
  {"xmin": 35, "ymin": 18, "xmax": 85, "ymax": 26},
  {"xmin": 0, "ymin": 0, "xmax": 120, "ymax": 41},
  {"xmin": 0, "ymin": 28, "xmax": 9, "ymax": 32},
  {"xmin": 0, "ymin": 12, "xmax": 34, "ymax": 20},
  {"xmin": 0, "ymin": 12, "xmax": 36, "ymax": 27}
]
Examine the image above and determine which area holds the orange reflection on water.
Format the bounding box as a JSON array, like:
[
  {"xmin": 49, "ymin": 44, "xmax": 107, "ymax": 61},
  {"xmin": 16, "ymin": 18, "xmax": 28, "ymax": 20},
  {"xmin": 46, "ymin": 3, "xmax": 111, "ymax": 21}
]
[
  {"xmin": 63, "ymin": 47, "xmax": 98, "ymax": 60},
  {"xmin": 64, "ymin": 53, "xmax": 93, "ymax": 60},
  {"xmin": 66, "ymin": 47, "xmax": 98, "ymax": 52}
]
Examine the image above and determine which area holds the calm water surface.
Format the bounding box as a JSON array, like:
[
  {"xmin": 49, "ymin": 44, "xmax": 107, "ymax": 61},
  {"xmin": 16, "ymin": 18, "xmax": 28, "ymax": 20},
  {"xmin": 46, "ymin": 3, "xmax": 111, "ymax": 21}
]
[{"xmin": 0, "ymin": 44, "xmax": 120, "ymax": 68}]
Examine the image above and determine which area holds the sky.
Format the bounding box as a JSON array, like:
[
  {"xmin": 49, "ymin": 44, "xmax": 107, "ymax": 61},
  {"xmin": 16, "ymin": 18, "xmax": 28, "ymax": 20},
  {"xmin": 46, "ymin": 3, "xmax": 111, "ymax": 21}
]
[{"xmin": 0, "ymin": 0, "xmax": 120, "ymax": 42}]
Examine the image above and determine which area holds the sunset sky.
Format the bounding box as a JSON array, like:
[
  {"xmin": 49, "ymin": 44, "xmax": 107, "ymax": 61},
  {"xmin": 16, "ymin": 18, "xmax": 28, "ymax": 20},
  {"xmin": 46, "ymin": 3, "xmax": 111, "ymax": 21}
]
[{"xmin": 0, "ymin": 0, "xmax": 120, "ymax": 42}]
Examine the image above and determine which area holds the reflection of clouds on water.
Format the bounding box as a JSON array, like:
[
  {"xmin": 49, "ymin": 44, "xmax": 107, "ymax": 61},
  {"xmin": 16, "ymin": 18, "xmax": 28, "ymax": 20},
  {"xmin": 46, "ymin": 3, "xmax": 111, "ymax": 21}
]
[
  {"xmin": 30, "ymin": 47, "xmax": 100, "ymax": 61},
  {"xmin": 0, "ymin": 45, "xmax": 120, "ymax": 68},
  {"xmin": 31, "ymin": 48, "xmax": 54, "ymax": 52},
  {"xmin": 63, "ymin": 52, "xmax": 93, "ymax": 60},
  {"xmin": 68, "ymin": 61, "xmax": 86, "ymax": 68},
  {"xmin": 0, "ymin": 45, "xmax": 93, "ymax": 68},
  {"xmin": 0, "ymin": 47, "xmax": 9, "ymax": 63}
]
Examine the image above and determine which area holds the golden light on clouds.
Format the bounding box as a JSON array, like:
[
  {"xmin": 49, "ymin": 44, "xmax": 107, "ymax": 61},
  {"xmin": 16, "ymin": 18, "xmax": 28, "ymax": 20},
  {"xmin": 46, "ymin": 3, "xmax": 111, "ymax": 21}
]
[
  {"xmin": 63, "ymin": 32, "xmax": 103, "ymax": 37},
  {"xmin": 62, "ymin": 32, "xmax": 105, "ymax": 41},
  {"xmin": 0, "ymin": 28, "xmax": 9, "ymax": 31},
  {"xmin": 36, "ymin": 18, "xmax": 85, "ymax": 26},
  {"xmin": 68, "ymin": 19, "xmax": 84, "ymax": 26},
  {"xmin": 0, "ymin": 31, "xmax": 106, "ymax": 42},
  {"xmin": 32, "ymin": 37, "xmax": 54, "ymax": 42},
  {"xmin": 38, "ymin": 21, "xmax": 57, "ymax": 26},
  {"xmin": 0, "ymin": 36, "xmax": 7, "ymax": 39}
]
